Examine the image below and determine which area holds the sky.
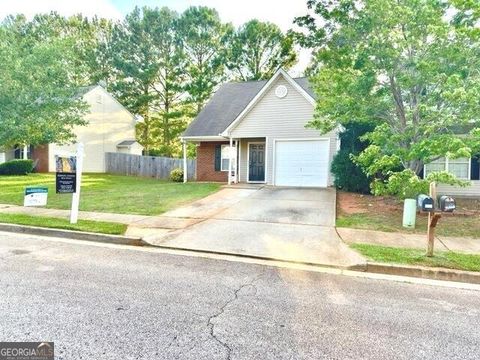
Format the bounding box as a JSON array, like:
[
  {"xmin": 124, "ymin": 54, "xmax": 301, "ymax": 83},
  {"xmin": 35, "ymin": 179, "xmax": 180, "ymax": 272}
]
[{"xmin": 0, "ymin": 0, "xmax": 312, "ymax": 75}]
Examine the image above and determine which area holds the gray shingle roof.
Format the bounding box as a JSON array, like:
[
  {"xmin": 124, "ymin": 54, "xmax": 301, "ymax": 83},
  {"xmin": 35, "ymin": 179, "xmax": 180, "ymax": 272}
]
[
  {"xmin": 117, "ymin": 140, "xmax": 138, "ymax": 147},
  {"xmin": 74, "ymin": 85, "xmax": 98, "ymax": 99},
  {"xmin": 294, "ymin": 77, "xmax": 315, "ymax": 98},
  {"xmin": 183, "ymin": 77, "xmax": 315, "ymax": 137}
]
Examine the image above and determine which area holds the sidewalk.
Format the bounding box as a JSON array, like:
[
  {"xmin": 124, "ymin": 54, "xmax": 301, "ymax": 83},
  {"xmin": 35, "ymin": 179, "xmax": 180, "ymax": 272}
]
[
  {"xmin": 0, "ymin": 203, "xmax": 204, "ymax": 238},
  {"xmin": 0, "ymin": 203, "xmax": 149, "ymax": 224},
  {"xmin": 2, "ymin": 202, "xmax": 479, "ymax": 255},
  {"xmin": 337, "ymin": 227, "xmax": 480, "ymax": 254}
]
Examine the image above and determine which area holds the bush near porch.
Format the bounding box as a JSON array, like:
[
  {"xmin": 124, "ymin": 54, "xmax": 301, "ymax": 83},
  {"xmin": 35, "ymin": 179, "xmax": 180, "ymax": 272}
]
[
  {"xmin": 0, "ymin": 174, "xmax": 220, "ymax": 216},
  {"xmin": 336, "ymin": 191, "xmax": 480, "ymax": 239}
]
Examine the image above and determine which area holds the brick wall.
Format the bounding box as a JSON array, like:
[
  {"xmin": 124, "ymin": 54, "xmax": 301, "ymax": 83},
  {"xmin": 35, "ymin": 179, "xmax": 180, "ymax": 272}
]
[
  {"xmin": 32, "ymin": 144, "xmax": 49, "ymax": 173},
  {"xmin": 196, "ymin": 141, "xmax": 229, "ymax": 182}
]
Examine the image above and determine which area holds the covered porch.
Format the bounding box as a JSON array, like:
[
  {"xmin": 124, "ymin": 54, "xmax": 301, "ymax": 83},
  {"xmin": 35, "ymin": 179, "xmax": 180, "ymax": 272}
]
[{"xmin": 181, "ymin": 136, "xmax": 266, "ymax": 185}]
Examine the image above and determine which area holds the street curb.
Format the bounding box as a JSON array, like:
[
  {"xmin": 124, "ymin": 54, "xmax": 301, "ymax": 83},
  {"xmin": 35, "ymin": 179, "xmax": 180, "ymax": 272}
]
[
  {"xmin": 0, "ymin": 223, "xmax": 146, "ymax": 247},
  {"xmin": 366, "ymin": 262, "xmax": 480, "ymax": 284},
  {"xmin": 146, "ymin": 242, "xmax": 367, "ymax": 271},
  {"xmin": 145, "ymin": 243, "xmax": 480, "ymax": 285}
]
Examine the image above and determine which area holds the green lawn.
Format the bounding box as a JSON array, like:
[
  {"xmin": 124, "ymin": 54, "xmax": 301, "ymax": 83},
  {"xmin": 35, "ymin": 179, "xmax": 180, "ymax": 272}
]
[
  {"xmin": 0, "ymin": 174, "xmax": 220, "ymax": 215},
  {"xmin": 337, "ymin": 212, "xmax": 480, "ymax": 238},
  {"xmin": 351, "ymin": 243, "xmax": 480, "ymax": 272},
  {"xmin": 0, "ymin": 213, "xmax": 127, "ymax": 235}
]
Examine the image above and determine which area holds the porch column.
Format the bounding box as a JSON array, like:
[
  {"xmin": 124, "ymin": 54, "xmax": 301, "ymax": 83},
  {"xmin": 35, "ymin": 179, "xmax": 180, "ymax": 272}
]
[
  {"xmin": 23, "ymin": 145, "xmax": 28, "ymax": 159},
  {"xmin": 228, "ymin": 137, "xmax": 233, "ymax": 185},
  {"xmin": 235, "ymin": 140, "xmax": 239, "ymax": 183},
  {"xmin": 182, "ymin": 140, "xmax": 188, "ymax": 183}
]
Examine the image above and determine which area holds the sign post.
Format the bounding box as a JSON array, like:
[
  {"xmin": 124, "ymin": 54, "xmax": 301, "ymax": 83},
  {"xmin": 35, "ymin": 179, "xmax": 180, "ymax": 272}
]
[{"xmin": 70, "ymin": 143, "xmax": 84, "ymax": 224}]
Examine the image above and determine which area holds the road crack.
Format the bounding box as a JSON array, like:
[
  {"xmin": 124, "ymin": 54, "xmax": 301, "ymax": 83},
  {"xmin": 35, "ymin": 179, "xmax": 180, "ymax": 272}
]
[{"xmin": 207, "ymin": 272, "xmax": 263, "ymax": 360}]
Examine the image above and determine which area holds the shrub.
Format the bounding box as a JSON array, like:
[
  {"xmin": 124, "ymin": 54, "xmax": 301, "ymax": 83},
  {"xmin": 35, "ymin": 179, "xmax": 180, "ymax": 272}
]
[
  {"xmin": 372, "ymin": 169, "xmax": 469, "ymax": 199},
  {"xmin": 0, "ymin": 159, "xmax": 34, "ymax": 175},
  {"xmin": 331, "ymin": 122, "xmax": 375, "ymax": 194},
  {"xmin": 331, "ymin": 149, "xmax": 371, "ymax": 194},
  {"xmin": 170, "ymin": 168, "xmax": 184, "ymax": 182}
]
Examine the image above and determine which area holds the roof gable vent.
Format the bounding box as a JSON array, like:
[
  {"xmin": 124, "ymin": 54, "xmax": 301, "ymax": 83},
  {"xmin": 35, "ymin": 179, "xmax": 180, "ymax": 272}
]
[{"xmin": 275, "ymin": 85, "xmax": 288, "ymax": 98}]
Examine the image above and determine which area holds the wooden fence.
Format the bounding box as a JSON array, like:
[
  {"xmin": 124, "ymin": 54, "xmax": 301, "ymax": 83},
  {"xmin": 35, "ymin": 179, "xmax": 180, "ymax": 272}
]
[{"xmin": 105, "ymin": 152, "xmax": 196, "ymax": 180}]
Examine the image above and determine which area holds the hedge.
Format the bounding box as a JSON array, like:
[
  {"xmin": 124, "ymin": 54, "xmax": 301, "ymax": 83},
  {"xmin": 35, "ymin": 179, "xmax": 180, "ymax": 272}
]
[{"xmin": 0, "ymin": 159, "xmax": 34, "ymax": 175}]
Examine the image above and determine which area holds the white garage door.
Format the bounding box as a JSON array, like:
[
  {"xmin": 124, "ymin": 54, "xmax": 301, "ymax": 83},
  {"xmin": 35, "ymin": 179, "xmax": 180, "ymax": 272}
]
[{"xmin": 274, "ymin": 140, "xmax": 329, "ymax": 187}]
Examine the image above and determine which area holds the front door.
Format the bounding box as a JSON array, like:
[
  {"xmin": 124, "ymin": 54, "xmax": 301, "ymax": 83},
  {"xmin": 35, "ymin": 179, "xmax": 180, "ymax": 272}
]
[{"xmin": 248, "ymin": 143, "xmax": 265, "ymax": 182}]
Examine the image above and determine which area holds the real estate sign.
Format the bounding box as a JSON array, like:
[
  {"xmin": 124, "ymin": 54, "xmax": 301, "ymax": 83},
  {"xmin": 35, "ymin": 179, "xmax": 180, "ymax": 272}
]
[
  {"xmin": 55, "ymin": 155, "xmax": 77, "ymax": 194},
  {"xmin": 24, "ymin": 187, "xmax": 48, "ymax": 207}
]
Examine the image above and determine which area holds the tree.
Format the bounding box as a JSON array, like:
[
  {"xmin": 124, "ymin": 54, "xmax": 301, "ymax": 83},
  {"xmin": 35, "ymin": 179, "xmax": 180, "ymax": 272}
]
[
  {"xmin": 295, "ymin": 0, "xmax": 480, "ymax": 196},
  {"xmin": 178, "ymin": 7, "xmax": 233, "ymax": 113},
  {"xmin": 0, "ymin": 18, "xmax": 87, "ymax": 149},
  {"xmin": 331, "ymin": 123, "xmax": 375, "ymax": 193},
  {"xmin": 226, "ymin": 19, "xmax": 297, "ymax": 81},
  {"xmin": 17, "ymin": 12, "xmax": 115, "ymax": 87},
  {"xmin": 111, "ymin": 7, "xmax": 186, "ymax": 156}
]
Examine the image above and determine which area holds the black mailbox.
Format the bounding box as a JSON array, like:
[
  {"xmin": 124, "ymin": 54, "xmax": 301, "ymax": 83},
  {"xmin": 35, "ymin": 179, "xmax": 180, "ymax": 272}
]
[
  {"xmin": 439, "ymin": 195, "xmax": 456, "ymax": 212},
  {"xmin": 417, "ymin": 194, "xmax": 435, "ymax": 212}
]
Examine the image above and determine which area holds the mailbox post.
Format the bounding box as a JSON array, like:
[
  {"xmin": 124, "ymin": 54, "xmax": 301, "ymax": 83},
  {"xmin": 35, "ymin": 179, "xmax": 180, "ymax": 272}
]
[{"xmin": 426, "ymin": 182, "xmax": 442, "ymax": 257}]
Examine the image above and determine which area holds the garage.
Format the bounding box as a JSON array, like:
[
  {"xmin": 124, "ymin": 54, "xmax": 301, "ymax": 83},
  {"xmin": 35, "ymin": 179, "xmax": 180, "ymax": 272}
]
[{"xmin": 274, "ymin": 139, "xmax": 330, "ymax": 187}]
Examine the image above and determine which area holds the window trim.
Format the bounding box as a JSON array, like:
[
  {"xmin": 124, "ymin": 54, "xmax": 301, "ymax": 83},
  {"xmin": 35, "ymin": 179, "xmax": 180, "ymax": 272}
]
[
  {"xmin": 220, "ymin": 144, "xmax": 236, "ymax": 172},
  {"xmin": 424, "ymin": 157, "xmax": 471, "ymax": 180}
]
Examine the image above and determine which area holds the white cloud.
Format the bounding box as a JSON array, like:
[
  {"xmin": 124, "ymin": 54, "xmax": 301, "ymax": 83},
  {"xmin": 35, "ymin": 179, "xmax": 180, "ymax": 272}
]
[{"xmin": 0, "ymin": 0, "xmax": 122, "ymax": 20}]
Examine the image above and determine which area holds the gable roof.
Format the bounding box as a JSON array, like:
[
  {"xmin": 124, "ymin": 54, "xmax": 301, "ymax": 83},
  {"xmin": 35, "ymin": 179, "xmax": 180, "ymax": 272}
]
[
  {"xmin": 117, "ymin": 140, "xmax": 138, "ymax": 147},
  {"xmin": 76, "ymin": 85, "xmax": 137, "ymax": 121},
  {"xmin": 182, "ymin": 71, "xmax": 315, "ymax": 138},
  {"xmin": 75, "ymin": 85, "xmax": 98, "ymax": 98}
]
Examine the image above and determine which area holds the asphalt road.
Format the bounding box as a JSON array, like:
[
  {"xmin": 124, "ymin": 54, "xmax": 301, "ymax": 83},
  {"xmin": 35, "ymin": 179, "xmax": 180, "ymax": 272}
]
[{"xmin": 0, "ymin": 232, "xmax": 479, "ymax": 360}]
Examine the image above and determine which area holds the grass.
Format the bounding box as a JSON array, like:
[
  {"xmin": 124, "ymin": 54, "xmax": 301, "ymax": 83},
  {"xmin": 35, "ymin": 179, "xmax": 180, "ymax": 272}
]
[
  {"xmin": 0, "ymin": 213, "xmax": 127, "ymax": 235},
  {"xmin": 351, "ymin": 243, "xmax": 480, "ymax": 272},
  {"xmin": 337, "ymin": 212, "xmax": 480, "ymax": 238},
  {"xmin": 0, "ymin": 173, "xmax": 221, "ymax": 215}
]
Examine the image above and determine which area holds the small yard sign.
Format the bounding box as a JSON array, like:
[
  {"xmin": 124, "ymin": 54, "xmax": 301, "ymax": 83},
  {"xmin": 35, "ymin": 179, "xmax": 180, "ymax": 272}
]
[
  {"xmin": 55, "ymin": 155, "xmax": 77, "ymax": 194},
  {"xmin": 24, "ymin": 187, "xmax": 48, "ymax": 207}
]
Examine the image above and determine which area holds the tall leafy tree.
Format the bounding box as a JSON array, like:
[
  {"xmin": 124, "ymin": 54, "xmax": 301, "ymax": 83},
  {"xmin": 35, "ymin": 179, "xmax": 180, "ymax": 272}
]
[
  {"xmin": 16, "ymin": 12, "xmax": 115, "ymax": 87},
  {"xmin": 0, "ymin": 18, "xmax": 87, "ymax": 148},
  {"xmin": 111, "ymin": 7, "xmax": 186, "ymax": 156},
  {"xmin": 178, "ymin": 7, "xmax": 233, "ymax": 113},
  {"xmin": 226, "ymin": 19, "xmax": 297, "ymax": 81},
  {"xmin": 295, "ymin": 0, "xmax": 480, "ymax": 196}
]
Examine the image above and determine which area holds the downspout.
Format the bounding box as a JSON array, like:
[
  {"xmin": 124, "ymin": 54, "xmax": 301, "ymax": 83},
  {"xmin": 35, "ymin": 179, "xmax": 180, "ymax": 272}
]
[{"xmin": 182, "ymin": 139, "xmax": 188, "ymax": 183}]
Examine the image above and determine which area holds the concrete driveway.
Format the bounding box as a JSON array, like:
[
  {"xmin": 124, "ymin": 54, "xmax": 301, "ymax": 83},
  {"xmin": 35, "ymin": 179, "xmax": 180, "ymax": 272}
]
[{"xmin": 140, "ymin": 187, "xmax": 365, "ymax": 269}]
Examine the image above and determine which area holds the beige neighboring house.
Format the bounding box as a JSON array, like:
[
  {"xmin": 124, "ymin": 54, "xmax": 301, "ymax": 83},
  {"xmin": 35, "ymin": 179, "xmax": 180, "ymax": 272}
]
[{"xmin": 0, "ymin": 85, "xmax": 143, "ymax": 173}]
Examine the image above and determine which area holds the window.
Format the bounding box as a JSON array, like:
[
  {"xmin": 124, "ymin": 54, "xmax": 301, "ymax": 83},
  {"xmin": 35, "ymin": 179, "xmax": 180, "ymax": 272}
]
[
  {"xmin": 221, "ymin": 145, "xmax": 236, "ymax": 172},
  {"xmin": 448, "ymin": 158, "xmax": 470, "ymax": 179},
  {"xmin": 14, "ymin": 145, "xmax": 32, "ymax": 160},
  {"xmin": 424, "ymin": 158, "xmax": 446, "ymax": 176},
  {"xmin": 424, "ymin": 157, "xmax": 470, "ymax": 180}
]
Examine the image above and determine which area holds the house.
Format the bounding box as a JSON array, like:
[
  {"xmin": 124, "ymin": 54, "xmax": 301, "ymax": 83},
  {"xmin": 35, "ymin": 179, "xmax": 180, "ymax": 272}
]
[
  {"xmin": 181, "ymin": 69, "xmax": 340, "ymax": 188},
  {"xmin": 425, "ymin": 157, "xmax": 480, "ymax": 197},
  {"xmin": 0, "ymin": 85, "xmax": 142, "ymax": 173}
]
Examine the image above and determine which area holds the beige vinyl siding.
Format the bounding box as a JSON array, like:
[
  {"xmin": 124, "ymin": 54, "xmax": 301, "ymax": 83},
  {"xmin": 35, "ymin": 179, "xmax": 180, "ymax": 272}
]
[
  {"xmin": 230, "ymin": 76, "xmax": 339, "ymax": 185},
  {"xmin": 48, "ymin": 86, "xmax": 137, "ymax": 172},
  {"xmin": 438, "ymin": 182, "xmax": 480, "ymax": 197}
]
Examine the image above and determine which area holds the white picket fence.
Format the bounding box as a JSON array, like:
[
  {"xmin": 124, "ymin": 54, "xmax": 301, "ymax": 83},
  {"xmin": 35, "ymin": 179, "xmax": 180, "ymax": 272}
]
[{"xmin": 105, "ymin": 152, "xmax": 196, "ymax": 180}]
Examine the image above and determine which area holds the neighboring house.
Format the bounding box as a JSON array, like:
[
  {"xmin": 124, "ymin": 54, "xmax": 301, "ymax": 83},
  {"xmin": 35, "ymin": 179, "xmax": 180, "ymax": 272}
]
[
  {"xmin": 425, "ymin": 157, "xmax": 480, "ymax": 197},
  {"xmin": 0, "ymin": 85, "xmax": 142, "ymax": 173},
  {"xmin": 181, "ymin": 69, "xmax": 340, "ymax": 188}
]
